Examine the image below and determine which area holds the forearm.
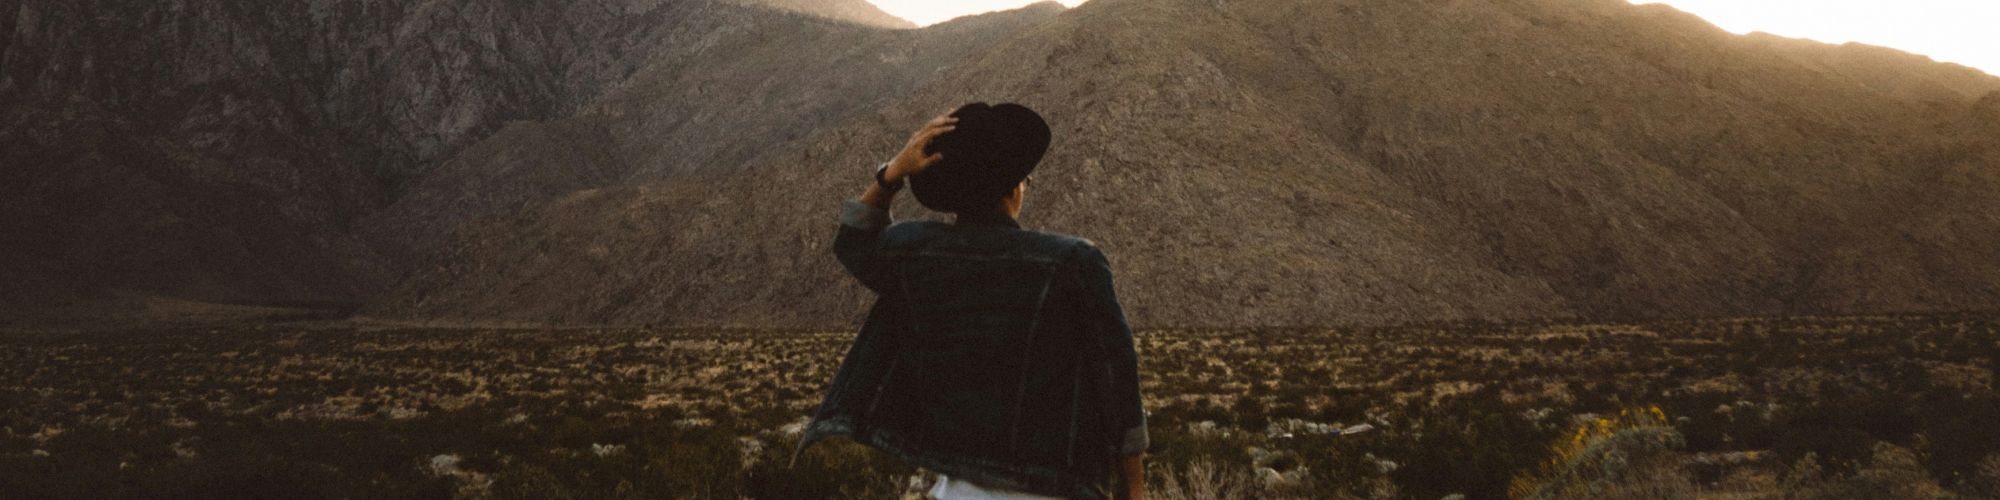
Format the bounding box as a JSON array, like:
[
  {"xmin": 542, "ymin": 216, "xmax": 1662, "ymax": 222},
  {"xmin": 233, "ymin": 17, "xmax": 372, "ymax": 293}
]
[
  {"xmin": 1118, "ymin": 453, "xmax": 1146, "ymax": 500},
  {"xmin": 839, "ymin": 111, "xmax": 954, "ymax": 290},
  {"xmin": 858, "ymin": 180, "xmax": 898, "ymax": 210},
  {"xmin": 858, "ymin": 160, "xmax": 908, "ymax": 210}
]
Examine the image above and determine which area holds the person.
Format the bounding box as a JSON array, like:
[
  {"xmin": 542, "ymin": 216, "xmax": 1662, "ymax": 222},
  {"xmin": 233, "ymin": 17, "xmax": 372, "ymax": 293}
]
[{"xmin": 793, "ymin": 103, "xmax": 1149, "ymax": 500}]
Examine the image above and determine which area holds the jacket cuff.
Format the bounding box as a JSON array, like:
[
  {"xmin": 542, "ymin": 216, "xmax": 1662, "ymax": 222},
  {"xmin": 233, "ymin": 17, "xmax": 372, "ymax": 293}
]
[
  {"xmin": 841, "ymin": 199, "xmax": 891, "ymax": 231},
  {"xmin": 1120, "ymin": 422, "xmax": 1150, "ymax": 456}
]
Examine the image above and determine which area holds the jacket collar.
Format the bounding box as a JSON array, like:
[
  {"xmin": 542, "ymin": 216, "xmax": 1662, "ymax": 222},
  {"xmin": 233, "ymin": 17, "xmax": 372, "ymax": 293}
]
[{"xmin": 954, "ymin": 210, "xmax": 1020, "ymax": 229}]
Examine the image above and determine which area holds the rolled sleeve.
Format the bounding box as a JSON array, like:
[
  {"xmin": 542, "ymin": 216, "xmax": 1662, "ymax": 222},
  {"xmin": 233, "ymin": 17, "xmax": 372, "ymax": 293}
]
[
  {"xmin": 1121, "ymin": 421, "xmax": 1150, "ymax": 456},
  {"xmin": 840, "ymin": 199, "xmax": 892, "ymax": 232},
  {"xmin": 835, "ymin": 197, "xmax": 895, "ymax": 293}
]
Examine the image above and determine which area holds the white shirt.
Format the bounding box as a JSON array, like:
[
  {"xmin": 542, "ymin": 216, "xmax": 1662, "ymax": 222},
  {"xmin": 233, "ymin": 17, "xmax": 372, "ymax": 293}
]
[{"xmin": 929, "ymin": 474, "xmax": 1063, "ymax": 500}]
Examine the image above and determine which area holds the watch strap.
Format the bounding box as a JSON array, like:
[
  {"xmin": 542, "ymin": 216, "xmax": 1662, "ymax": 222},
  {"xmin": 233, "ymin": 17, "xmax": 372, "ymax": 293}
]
[{"xmin": 874, "ymin": 162, "xmax": 905, "ymax": 191}]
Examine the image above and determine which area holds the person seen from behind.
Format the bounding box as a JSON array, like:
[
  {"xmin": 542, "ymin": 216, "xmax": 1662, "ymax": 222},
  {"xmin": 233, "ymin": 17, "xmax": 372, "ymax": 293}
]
[{"xmin": 793, "ymin": 103, "xmax": 1149, "ymax": 499}]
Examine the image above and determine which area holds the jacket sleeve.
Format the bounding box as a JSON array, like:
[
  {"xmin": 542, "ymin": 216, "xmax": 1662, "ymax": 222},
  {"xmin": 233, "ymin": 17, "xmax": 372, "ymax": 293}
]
[
  {"xmin": 834, "ymin": 198, "xmax": 895, "ymax": 293},
  {"xmin": 1076, "ymin": 243, "xmax": 1149, "ymax": 456}
]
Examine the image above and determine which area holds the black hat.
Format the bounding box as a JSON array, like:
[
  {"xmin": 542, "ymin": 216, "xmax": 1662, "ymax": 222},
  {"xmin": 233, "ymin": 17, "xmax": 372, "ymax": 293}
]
[{"xmin": 910, "ymin": 102, "xmax": 1051, "ymax": 214}]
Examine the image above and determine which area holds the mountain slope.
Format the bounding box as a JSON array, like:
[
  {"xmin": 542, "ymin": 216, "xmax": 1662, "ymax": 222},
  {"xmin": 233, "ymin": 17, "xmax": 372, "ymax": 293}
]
[
  {"xmin": 366, "ymin": 0, "xmax": 2000, "ymax": 328},
  {"xmin": 359, "ymin": 3, "xmax": 1065, "ymax": 269},
  {"xmin": 1746, "ymin": 32, "xmax": 2000, "ymax": 103},
  {"xmin": 0, "ymin": 0, "xmax": 915, "ymax": 317}
]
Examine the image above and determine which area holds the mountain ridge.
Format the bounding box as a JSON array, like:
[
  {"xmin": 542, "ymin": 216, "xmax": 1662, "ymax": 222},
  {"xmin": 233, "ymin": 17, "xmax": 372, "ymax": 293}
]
[
  {"xmin": 6, "ymin": 0, "xmax": 1997, "ymax": 328},
  {"xmin": 361, "ymin": 0, "xmax": 2000, "ymax": 328},
  {"xmin": 734, "ymin": 0, "xmax": 918, "ymax": 29}
]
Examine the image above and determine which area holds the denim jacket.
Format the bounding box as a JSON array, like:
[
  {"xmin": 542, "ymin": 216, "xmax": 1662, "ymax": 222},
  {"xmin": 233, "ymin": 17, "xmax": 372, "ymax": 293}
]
[{"xmin": 794, "ymin": 199, "xmax": 1148, "ymax": 499}]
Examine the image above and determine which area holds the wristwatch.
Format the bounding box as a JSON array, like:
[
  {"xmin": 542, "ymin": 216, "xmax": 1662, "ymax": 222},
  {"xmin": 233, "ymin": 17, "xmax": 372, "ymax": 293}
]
[{"xmin": 874, "ymin": 162, "xmax": 905, "ymax": 192}]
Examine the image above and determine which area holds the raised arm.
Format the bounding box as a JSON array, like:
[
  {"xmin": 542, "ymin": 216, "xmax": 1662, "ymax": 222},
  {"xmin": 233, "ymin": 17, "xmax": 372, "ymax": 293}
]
[
  {"xmin": 859, "ymin": 112, "xmax": 958, "ymax": 211},
  {"xmin": 832, "ymin": 112, "xmax": 957, "ymax": 292}
]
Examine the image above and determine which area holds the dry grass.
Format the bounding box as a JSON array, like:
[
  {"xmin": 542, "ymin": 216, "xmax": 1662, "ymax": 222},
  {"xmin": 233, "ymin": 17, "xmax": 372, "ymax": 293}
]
[{"xmin": 1, "ymin": 312, "xmax": 1995, "ymax": 498}]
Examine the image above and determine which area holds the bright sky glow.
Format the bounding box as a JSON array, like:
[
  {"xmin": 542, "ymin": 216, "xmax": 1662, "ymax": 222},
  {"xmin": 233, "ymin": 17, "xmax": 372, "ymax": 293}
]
[
  {"xmin": 867, "ymin": 0, "xmax": 1085, "ymax": 27},
  {"xmin": 1634, "ymin": 1, "xmax": 1998, "ymax": 76},
  {"xmin": 869, "ymin": 1, "xmax": 1995, "ymax": 77}
]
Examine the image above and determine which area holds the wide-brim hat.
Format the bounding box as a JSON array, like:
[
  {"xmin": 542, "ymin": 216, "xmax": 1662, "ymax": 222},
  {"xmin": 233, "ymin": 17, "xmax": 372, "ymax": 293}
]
[{"xmin": 910, "ymin": 102, "xmax": 1051, "ymax": 214}]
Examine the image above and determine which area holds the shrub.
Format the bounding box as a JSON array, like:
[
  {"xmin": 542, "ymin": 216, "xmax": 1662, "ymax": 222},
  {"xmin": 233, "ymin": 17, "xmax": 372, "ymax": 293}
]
[
  {"xmin": 1962, "ymin": 454, "xmax": 2000, "ymax": 498},
  {"xmin": 1510, "ymin": 406, "xmax": 1695, "ymax": 500},
  {"xmin": 743, "ymin": 434, "xmax": 912, "ymax": 499},
  {"xmin": 1391, "ymin": 391, "xmax": 1554, "ymax": 499},
  {"xmin": 1782, "ymin": 443, "xmax": 1951, "ymax": 499},
  {"xmin": 1150, "ymin": 458, "xmax": 1254, "ymax": 500}
]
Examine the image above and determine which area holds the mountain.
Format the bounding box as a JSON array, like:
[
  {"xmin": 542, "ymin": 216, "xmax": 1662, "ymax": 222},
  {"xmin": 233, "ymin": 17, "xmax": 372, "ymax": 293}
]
[
  {"xmin": 1745, "ymin": 32, "xmax": 1999, "ymax": 103},
  {"xmin": 359, "ymin": 3, "xmax": 1065, "ymax": 268},
  {"xmin": 0, "ymin": 0, "xmax": 953, "ymax": 320},
  {"xmin": 8, "ymin": 0, "xmax": 1997, "ymax": 328},
  {"xmin": 736, "ymin": 0, "xmax": 917, "ymax": 29},
  {"xmin": 362, "ymin": 0, "xmax": 2000, "ymax": 328}
]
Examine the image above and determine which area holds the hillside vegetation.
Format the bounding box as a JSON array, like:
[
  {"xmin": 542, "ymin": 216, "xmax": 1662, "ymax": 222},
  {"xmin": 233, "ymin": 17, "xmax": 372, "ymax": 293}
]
[{"xmin": 4, "ymin": 314, "xmax": 1995, "ymax": 497}]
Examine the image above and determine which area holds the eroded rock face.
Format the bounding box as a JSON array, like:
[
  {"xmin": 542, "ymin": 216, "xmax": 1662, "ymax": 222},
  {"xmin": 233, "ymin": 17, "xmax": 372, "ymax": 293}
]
[
  {"xmin": 0, "ymin": 0, "xmax": 870, "ymax": 310},
  {"xmin": 6, "ymin": 0, "xmax": 692, "ymax": 176}
]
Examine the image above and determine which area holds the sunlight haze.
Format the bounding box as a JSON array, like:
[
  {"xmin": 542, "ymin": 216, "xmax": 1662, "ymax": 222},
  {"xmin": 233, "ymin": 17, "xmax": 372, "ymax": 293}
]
[
  {"xmin": 867, "ymin": 0, "xmax": 1085, "ymax": 27},
  {"xmin": 869, "ymin": 0, "xmax": 1996, "ymax": 76},
  {"xmin": 1633, "ymin": 1, "xmax": 1996, "ymax": 76}
]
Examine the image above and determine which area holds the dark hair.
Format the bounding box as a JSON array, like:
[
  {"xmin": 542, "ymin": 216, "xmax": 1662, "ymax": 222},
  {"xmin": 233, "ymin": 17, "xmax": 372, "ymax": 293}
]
[{"xmin": 909, "ymin": 102, "xmax": 1051, "ymax": 214}]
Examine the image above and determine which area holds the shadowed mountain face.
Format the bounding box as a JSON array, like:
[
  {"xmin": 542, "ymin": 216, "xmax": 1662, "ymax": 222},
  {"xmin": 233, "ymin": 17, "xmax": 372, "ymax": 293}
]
[
  {"xmin": 363, "ymin": 0, "xmax": 2000, "ymax": 328},
  {"xmin": 358, "ymin": 4, "xmax": 1065, "ymax": 268},
  {"xmin": 7, "ymin": 0, "xmax": 1998, "ymax": 328},
  {"xmin": 0, "ymin": 0, "xmax": 945, "ymax": 316}
]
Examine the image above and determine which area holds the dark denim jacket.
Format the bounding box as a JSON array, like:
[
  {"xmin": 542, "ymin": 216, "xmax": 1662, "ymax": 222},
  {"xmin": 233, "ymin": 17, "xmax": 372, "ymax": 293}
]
[{"xmin": 794, "ymin": 200, "xmax": 1148, "ymax": 499}]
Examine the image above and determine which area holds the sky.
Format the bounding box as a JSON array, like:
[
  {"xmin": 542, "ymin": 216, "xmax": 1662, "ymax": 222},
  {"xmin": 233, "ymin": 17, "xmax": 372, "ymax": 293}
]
[
  {"xmin": 866, "ymin": 0, "xmax": 1997, "ymax": 76},
  {"xmin": 1635, "ymin": 0, "xmax": 1998, "ymax": 76},
  {"xmin": 866, "ymin": 0, "xmax": 1085, "ymax": 26}
]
